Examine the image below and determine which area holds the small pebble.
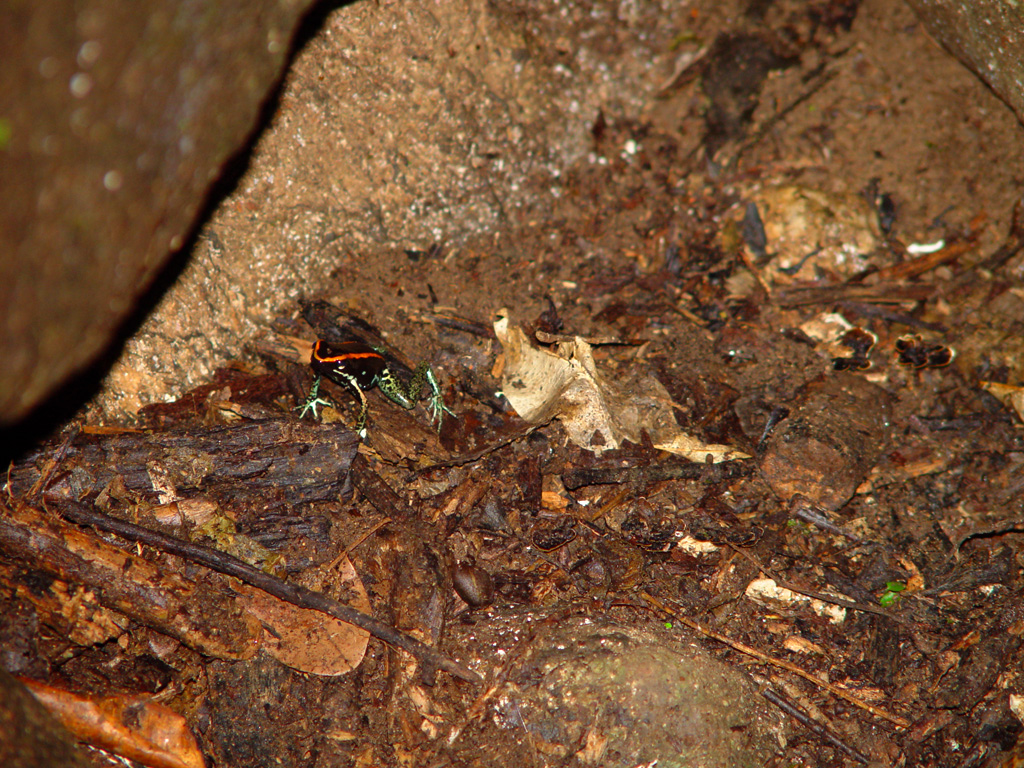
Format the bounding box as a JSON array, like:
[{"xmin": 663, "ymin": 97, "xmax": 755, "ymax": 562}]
[{"xmin": 453, "ymin": 562, "xmax": 494, "ymax": 608}]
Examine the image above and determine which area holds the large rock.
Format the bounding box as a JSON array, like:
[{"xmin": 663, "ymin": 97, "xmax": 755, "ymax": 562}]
[
  {"xmin": 906, "ymin": 0, "xmax": 1024, "ymax": 125},
  {"xmin": 0, "ymin": 0, "xmax": 316, "ymax": 424}
]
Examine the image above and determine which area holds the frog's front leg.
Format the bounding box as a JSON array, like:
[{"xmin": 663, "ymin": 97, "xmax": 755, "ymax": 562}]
[
  {"xmin": 296, "ymin": 375, "xmax": 333, "ymax": 420},
  {"xmin": 297, "ymin": 372, "xmax": 371, "ymax": 438},
  {"xmin": 407, "ymin": 362, "xmax": 455, "ymax": 431},
  {"xmin": 351, "ymin": 387, "xmax": 370, "ymax": 438}
]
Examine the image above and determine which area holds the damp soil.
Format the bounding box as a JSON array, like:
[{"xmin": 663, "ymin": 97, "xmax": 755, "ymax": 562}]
[{"xmin": 5, "ymin": 0, "xmax": 1024, "ymax": 766}]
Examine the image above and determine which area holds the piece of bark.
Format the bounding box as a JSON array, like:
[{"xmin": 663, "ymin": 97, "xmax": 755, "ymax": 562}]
[
  {"xmin": 759, "ymin": 374, "xmax": 894, "ymax": 511},
  {"xmin": 52, "ymin": 500, "xmax": 481, "ymax": 684},
  {"xmin": 0, "ymin": 560, "xmax": 128, "ymax": 649},
  {"xmin": 0, "ymin": 501, "xmax": 261, "ymax": 660},
  {"xmin": 8, "ymin": 419, "xmax": 359, "ymax": 508}
]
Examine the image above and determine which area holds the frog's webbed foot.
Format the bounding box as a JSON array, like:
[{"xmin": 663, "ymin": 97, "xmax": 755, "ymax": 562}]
[
  {"xmin": 297, "ymin": 376, "xmax": 333, "ymax": 420},
  {"xmin": 424, "ymin": 368, "xmax": 455, "ymax": 432}
]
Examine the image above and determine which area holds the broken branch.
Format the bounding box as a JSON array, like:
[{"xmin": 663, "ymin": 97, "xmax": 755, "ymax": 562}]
[{"xmin": 52, "ymin": 499, "xmax": 482, "ymax": 684}]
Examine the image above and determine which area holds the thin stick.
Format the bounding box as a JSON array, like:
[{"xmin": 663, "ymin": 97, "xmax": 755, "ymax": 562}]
[
  {"xmin": 788, "ymin": 494, "xmax": 863, "ymax": 543},
  {"xmin": 27, "ymin": 424, "xmax": 81, "ymax": 499},
  {"xmin": 342, "ymin": 517, "xmax": 392, "ymax": 560},
  {"xmin": 640, "ymin": 592, "xmax": 911, "ymax": 729},
  {"xmin": 52, "ymin": 499, "xmax": 481, "ymax": 684},
  {"xmin": 759, "ymin": 683, "xmax": 869, "ymax": 763}
]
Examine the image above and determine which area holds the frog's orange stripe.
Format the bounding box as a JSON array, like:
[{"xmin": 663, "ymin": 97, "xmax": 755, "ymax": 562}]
[
  {"xmin": 317, "ymin": 351, "xmax": 384, "ymax": 362},
  {"xmin": 312, "ymin": 340, "xmax": 385, "ymax": 363}
]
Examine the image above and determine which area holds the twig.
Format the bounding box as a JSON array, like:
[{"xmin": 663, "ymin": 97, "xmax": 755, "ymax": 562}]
[
  {"xmin": 732, "ymin": 64, "xmax": 839, "ymax": 166},
  {"xmin": 341, "ymin": 518, "xmax": 392, "ymax": 560},
  {"xmin": 27, "ymin": 424, "xmax": 81, "ymax": 499},
  {"xmin": 789, "ymin": 494, "xmax": 863, "ymax": 543},
  {"xmin": 776, "ymin": 283, "xmax": 934, "ymax": 308},
  {"xmin": 424, "ymin": 424, "xmax": 543, "ymax": 469},
  {"xmin": 640, "ymin": 592, "xmax": 911, "ymax": 728},
  {"xmin": 836, "ymin": 301, "xmax": 945, "ymax": 333},
  {"xmin": 52, "ymin": 499, "xmax": 481, "ymax": 684},
  {"xmin": 950, "ymin": 195, "xmax": 1024, "ymax": 286},
  {"xmin": 562, "ymin": 458, "xmax": 753, "ymax": 491},
  {"xmin": 875, "ymin": 235, "xmax": 979, "ymax": 282},
  {"xmin": 758, "ymin": 682, "xmax": 870, "ymax": 764},
  {"xmin": 422, "ymin": 311, "xmax": 496, "ymax": 339}
]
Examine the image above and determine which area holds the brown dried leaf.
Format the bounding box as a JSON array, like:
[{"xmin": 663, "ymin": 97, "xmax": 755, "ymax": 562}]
[
  {"xmin": 236, "ymin": 554, "xmax": 372, "ymax": 676},
  {"xmin": 982, "ymin": 380, "xmax": 1024, "ymax": 423},
  {"xmin": 22, "ymin": 679, "xmax": 205, "ymax": 768},
  {"xmin": 494, "ymin": 310, "xmax": 747, "ymax": 461}
]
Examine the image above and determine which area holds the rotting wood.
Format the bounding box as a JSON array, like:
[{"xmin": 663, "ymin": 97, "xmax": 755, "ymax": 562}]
[
  {"xmin": 0, "ymin": 500, "xmax": 262, "ymax": 660},
  {"xmin": 50, "ymin": 499, "xmax": 482, "ymax": 684},
  {"xmin": 349, "ymin": 453, "xmax": 451, "ymax": 687},
  {"xmin": 7, "ymin": 419, "xmax": 360, "ymax": 508},
  {"xmin": 350, "ymin": 453, "xmax": 414, "ymax": 519},
  {"xmin": 561, "ymin": 457, "xmax": 754, "ymax": 491}
]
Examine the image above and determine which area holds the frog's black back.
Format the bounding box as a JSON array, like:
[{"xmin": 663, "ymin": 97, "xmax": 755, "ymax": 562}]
[{"xmin": 310, "ymin": 340, "xmax": 386, "ymax": 391}]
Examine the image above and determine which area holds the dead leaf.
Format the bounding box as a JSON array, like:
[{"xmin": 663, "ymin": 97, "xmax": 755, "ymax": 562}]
[
  {"xmin": 576, "ymin": 727, "xmax": 609, "ymax": 764},
  {"xmin": 745, "ymin": 577, "xmax": 846, "ymax": 624},
  {"xmin": 981, "ymin": 381, "xmax": 1024, "ymax": 424},
  {"xmin": 22, "ymin": 679, "xmax": 205, "ymax": 768},
  {"xmin": 494, "ymin": 310, "xmax": 748, "ymax": 461},
  {"xmin": 236, "ymin": 554, "xmax": 372, "ymax": 676}
]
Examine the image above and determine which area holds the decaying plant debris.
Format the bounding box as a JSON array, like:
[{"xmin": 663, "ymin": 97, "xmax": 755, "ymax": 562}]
[
  {"xmin": 4, "ymin": 252, "xmax": 1024, "ymax": 765},
  {"xmin": 5, "ymin": 1, "xmax": 1024, "ymax": 767}
]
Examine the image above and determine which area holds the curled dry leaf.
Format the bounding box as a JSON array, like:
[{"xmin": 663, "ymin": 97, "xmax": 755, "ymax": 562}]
[
  {"xmin": 494, "ymin": 310, "xmax": 748, "ymax": 461},
  {"xmin": 21, "ymin": 678, "xmax": 205, "ymax": 768},
  {"xmin": 735, "ymin": 184, "xmax": 881, "ymax": 284},
  {"xmin": 236, "ymin": 553, "xmax": 372, "ymax": 676},
  {"xmin": 981, "ymin": 381, "xmax": 1024, "ymax": 424}
]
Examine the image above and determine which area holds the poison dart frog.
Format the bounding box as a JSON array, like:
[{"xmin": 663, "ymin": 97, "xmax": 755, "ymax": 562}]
[{"xmin": 297, "ymin": 339, "xmax": 453, "ymax": 437}]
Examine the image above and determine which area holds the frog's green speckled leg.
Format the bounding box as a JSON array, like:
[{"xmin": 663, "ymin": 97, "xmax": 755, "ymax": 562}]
[
  {"xmin": 296, "ymin": 376, "xmax": 332, "ymax": 420},
  {"xmin": 352, "ymin": 386, "xmax": 370, "ymax": 438},
  {"xmin": 424, "ymin": 368, "xmax": 455, "ymax": 432},
  {"xmin": 377, "ymin": 358, "xmax": 454, "ymax": 434},
  {"xmin": 298, "ymin": 373, "xmax": 371, "ymax": 438}
]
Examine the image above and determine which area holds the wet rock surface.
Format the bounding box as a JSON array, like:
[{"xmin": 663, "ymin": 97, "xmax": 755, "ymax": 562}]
[
  {"xmin": 498, "ymin": 616, "xmax": 782, "ymax": 768},
  {"xmin": 0, "ymin": 0, "xmax": 316, "ymax": 424}
]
